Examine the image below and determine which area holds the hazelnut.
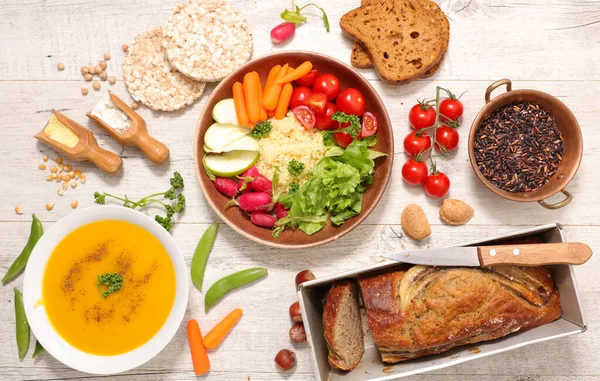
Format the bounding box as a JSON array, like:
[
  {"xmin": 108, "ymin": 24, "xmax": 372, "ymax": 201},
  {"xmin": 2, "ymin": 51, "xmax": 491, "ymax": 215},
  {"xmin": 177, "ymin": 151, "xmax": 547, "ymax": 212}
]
[
  {"xmin": 295, "ymin": 270, "xmax": 316, "ymax": 290},
  {"xmin": 289, "ymin": 323, "xmax": 306, "ymax": 343},
  {"xmin": 289, "ymin": 301, "xmax": 302, "ymax": 323},
  {"xmin": 274, "ymin": 349, "xmax": 296, "ymax": 372}
]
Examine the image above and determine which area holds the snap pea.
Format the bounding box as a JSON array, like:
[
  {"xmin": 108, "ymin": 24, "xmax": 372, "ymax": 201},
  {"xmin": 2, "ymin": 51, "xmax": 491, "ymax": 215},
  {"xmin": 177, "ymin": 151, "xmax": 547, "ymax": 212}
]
[
  {"xmin": 191, "ymin": 222, "xmax": 218, "ymax": 291},
  {"xmin": 14, "ymin": 288, "xmax": 30, "ymax": 360},
  {"xmin": 204, "ymin": 267, "xmax": 268, "ymax": 312},
  {"xmin": 3, "ymin": 214, "xmax": 43, "ymax": 284},
  {"xmin": 32, "ymin": 340, "xmax": 44, "ymax": 358}
]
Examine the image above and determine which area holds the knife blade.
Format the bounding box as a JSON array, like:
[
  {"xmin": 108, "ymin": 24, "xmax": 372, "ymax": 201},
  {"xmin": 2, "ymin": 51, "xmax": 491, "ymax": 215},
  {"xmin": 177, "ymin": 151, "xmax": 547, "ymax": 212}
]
[{"xmin": 381, "ymin": 242, "xmax": 592, "ymax": 267}]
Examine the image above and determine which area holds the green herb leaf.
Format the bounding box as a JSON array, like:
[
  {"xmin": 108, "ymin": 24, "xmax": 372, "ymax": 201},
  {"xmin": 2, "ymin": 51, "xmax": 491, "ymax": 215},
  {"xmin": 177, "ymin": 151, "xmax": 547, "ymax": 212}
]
[
  {"xmin": 289, "ymin": 181, "xmax": 299, "ymax": 194},
  {"xmin": 250, "ymin": 121, "xmax": 273, "ymax": 139},
  {"xmin": 155, "ymin": 215, "xmax": 173, "ymax": 232},
  {"xmin": 331, "ymin": 112, "xmax": 362, "ymax": 138},
  {"xmin": 362, "ymin": 134, "xmax": 377, "ymax": 147},
  {"xmin": 97, "ymin": 273, "xmax": 123, "ymax": 298},
  {"xmin": 170, "ymin": 171, "xmax": 184, "ymax": 189},
  {"xmin": 93, "ymin": 192, "xmax": 106, "ymax": 205},
  {"xmin": 281, "ymin": 8, "xmax": 307, "ymax": 24},
  {"xmin": 287, "ymin": 159, "xmax": 305, "ymax": 176},
  {"xmin": 323, "ymin": 131, "xmax": 334, "ymax": 146}
]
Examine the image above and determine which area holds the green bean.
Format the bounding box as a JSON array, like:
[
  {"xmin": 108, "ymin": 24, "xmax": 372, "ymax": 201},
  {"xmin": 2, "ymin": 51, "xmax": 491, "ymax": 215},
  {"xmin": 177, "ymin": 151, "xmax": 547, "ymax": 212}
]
[
  {"xmin": 204, "ymin": 268, "xmax": 268, "ymax": 312},
  {"xmin": 32, "ymin": 340, "xmax": 44, "ymax": 358},
  {"xmin": 191, "ymin": 222, "xmax": 218, "ymax": 291},
  {"xmin": 14, "ymin": 288, "xmax": 30, "ymax": 360},
  {"xmin": 3, "ymin": 214, "xmax": 43, "ymax": 284}
]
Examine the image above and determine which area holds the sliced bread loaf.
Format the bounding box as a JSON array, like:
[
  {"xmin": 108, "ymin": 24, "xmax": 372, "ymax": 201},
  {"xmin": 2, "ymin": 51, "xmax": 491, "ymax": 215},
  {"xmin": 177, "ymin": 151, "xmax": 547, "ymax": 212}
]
[
  {"xmin": 342, "ymin": 0, "xmax": 449, "ymax": 83},
  {"xmin": 323, "ymin": 280, "xmax": 364, "ymax": 371}
]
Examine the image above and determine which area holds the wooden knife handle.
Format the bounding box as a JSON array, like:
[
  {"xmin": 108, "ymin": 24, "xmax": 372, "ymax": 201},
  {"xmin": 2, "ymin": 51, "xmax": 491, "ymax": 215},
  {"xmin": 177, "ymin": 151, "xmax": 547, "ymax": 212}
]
[{"xmin": 477, "ymin": 242, "xmax": 592, "ymax": 267}]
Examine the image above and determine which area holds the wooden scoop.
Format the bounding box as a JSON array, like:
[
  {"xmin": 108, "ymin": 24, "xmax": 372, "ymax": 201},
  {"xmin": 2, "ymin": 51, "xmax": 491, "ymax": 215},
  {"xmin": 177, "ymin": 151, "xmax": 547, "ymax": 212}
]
[
  {"xmin": 86, "ymin": 91, "xmax": 170, "ymax": 164},
  {"xmin": 35, "ymin": 110, "xmax": 123, "ymax": 174}
]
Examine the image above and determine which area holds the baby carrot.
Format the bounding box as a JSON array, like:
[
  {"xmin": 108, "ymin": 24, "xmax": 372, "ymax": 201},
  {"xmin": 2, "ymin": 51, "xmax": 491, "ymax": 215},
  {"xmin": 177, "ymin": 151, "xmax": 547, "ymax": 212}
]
[
  {"xmin": 243, "ymin": 72, "xmax": 261, "ymax": 124},
  {"xmin": 277, "ymin": 61, "xmax": 313, "ymax": 84},
  {"xmin": 258, "ymin": 77, "xmax": 268, "ymax": 122},
  {"xmin": 275, "ymin": 83, "xmax": 294, "ymax": 120},
  {"xmin": 267, "ymin": 108, "xmax": 276, "ymax": 118},
  {"xmin": 287, "ymin": 66, "xmax": 295, "ymax": 75},
  {"xmin": 262, "ymin": 64, "xmax": 289, "ymax": 111},
  {"xmin": 264, "ymin": 65, "xmax": 282, "ymax": 92},
  {"xmin": 232, "ymin": 82, "xmax": 249, "ymax": 126},
  {"xmin": 204, "ymin": 308, "xmax": 243, "ymax": 350},
  {"xmin": 187, "ymin": 319, "xmax": 210, "ymax": 375}
]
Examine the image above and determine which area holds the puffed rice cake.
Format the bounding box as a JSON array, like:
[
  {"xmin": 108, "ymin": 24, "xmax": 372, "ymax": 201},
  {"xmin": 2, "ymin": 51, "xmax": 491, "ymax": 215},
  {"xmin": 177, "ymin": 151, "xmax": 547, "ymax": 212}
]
[
  {"xmin": 122, "ymin": 26, "xmax": 206, "ymax": 112},
  {"xmin": 163, "ymin": 0, "xmax": 253, "ymax": 82}
]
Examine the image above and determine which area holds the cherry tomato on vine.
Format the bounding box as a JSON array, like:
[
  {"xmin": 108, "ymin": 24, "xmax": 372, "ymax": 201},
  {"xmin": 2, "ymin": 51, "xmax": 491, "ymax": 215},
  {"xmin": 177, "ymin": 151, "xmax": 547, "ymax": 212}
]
[
  {"xmin": 408, "ymin": 103, "xmax": 436, "ymax": 129},
  {"xmin": 312, "ymin": 73, "xmax": 341, "ymax": 101},
  {"xmin": 336, "ymin": 88, "xmax": 366, "ymax": 116},
  {"xmin": 315, "ymin": 102, "xmax": 337, "ymax": 130},
  {"xmin": 439, "ymin": 98, "xmax": 464, "ymax": 121},
  {"xmin": 424, "ymin": 172, "xmax": 450, "ymax": 198},
  {"xmin": 292, "ymin": 106, "xmax": 316, "ymax": 130},
  {"xmin": 435, "ymin": 126, "xmax": 459, "ymax": 151},
  {"xmin": 360, "ymin": 112, "xmax": 378, "ymax": 137},
  {"xmin": 303, "ymin": 92, "xmax": 328, "ymax": 115},
  {"xmin": 402, "ymin": 159, "xmax": 428, "ymax": 185},
  {"xmin": 294, "ymin": 70, "xmax": 318, "ymax": 87},
  {"xmin": 333, "ymin": 123, "xmax": 354, "ymax": 148},
  {"xmin": 403, "ymin": 131, "xmax": 432, "ymax": 157},
  {"xmin": 290, "ymin": 86, "xmax": 313, "ymax": 109}
]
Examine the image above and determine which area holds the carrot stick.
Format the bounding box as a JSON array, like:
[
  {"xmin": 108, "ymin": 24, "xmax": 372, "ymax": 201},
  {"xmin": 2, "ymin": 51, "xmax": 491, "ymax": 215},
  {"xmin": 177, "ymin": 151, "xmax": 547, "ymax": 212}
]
[
  {"xmin": 264, "ymin": 65, "xmax": 282, "ymax": 92},
  {"xmin": 257, "ymin": 77, "xmax": 268, "ymax": 122},
  {"xmin": 267, "ymin": 108, "xmax": 276, "ymax": 118},
  {"xmin": 243, "ymin": 72, "xmax": 261, "ymax": 123},
  {"xmin": 204, "ymin": 308, "xmax": 243, "ymax": 350},
  {"xmin": 187, "ymin": 320, "xmax": 210, "ymax": 375},
  {"xmin": 287, "ymin": 66, "xmax": 295, "ymax": 75},
  {"xmin": 262, "ymin": 63, "xmax": 289, "ymax": 111},
  {"xmin": 232, "ymin": 82, "xmax": 249, "ymax": 126},
  {"xmin": 275, "ymin": 83, "xmax": 294, "ymax": 120},
  {"xmin": 277, "ymin": 61, "xmax": 313, "ymax": 84}
]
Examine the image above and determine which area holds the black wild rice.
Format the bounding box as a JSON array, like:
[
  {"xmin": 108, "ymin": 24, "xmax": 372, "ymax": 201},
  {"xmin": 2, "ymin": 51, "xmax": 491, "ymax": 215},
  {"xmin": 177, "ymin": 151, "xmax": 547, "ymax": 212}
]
[{"xmin": 474, "ymin": 101, "xmax": 564, "ymax": 193}]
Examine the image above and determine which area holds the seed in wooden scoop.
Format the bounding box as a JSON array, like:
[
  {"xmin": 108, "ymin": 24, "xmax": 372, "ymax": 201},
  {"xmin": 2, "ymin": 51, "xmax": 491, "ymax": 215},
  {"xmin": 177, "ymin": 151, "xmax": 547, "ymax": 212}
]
[
  {"xmin": 46, "ymin": 203, "xmax": 55, "ymax": 211},
  {"xmin": 108, "ymin": 76, "xmax": 116, "ymax": 85},
  {"xmin": 57, "ymin": 62, "xmax": 65, "ymax": 71},
  {"xmin": 81, "ymin": 87, "xmax": 89, "ymax": 96},
  {"xmin": 122, "ymin": 44, "xmax": 128, "ymax": 52},
  {"xmin": 99, "ymin": 60, "xmax": 107, "ymax": 70},
  {"xmin": 84, "ymin": 73, "xmax": 93, "ymax": 81},
  {"xmin": 104, "ymin": 52, "xmax": 111, "ymax": 60},
  {"xmin": 93, "ymin": 81, "xmax": 101, "ymax": 91}
]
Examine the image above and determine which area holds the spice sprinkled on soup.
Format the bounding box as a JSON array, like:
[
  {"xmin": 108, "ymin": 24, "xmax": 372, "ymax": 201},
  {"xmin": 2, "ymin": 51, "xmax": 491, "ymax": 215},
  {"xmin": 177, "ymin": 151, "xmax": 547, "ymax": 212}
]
[{"xmin": 42, "ymin": 220, "xmax": 176, "ymax": 356}]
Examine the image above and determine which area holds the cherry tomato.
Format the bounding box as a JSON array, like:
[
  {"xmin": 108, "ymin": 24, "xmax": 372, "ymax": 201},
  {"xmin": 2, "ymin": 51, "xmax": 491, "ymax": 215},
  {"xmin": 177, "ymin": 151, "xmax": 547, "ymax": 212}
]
[
  {"xmin": 408, "ymin": 103, "xmax": 436, "ymax": 130},
  {"xmin": 336, "ymin": 88, "xmax": 366, "ymax": 116},
  {"xmin": 315, "ymin": 102, "xmax": 337, "ymax": 130},
  {"xmin": 333, "ymin": 123, "xmax": 353, "ymax": 148},
  {"xmin": 294, "ymin": 69, "xmax": 318, "ymax": 87},
  {"xmin": 289, "ymin": 86, "xmax": 313, "ymax": 110},
  {"xmin": 439, "ymin": 98, "xmax": 464, "ymax": 121},
  {"xmin": 312, "ymin": 73, "xmax": 341, "ymax": 101},
  {"xmin": 303, "ymin": 92, "xmax": 328, "ymax": 115},
  {"xmin": 403, "ymin": 131, "xmax": 431, "ymax": 157},
  {"xmin": 424, "ymin": 172, "xmax": 450, "ymax": 198},
  {"xmin": 435, "ymin": 126, "xmax": 459, "ymax": 151},
  {"xmin": 292, "ymin": 106, "xmax": 316, "ymax": 130},
  {"xmin": 401, "ymin": 159, "xmax": 428, "ymax": 185},
  {"xmin": 360, "ymin": 112, "xmax": 377, "ymax": 138}
]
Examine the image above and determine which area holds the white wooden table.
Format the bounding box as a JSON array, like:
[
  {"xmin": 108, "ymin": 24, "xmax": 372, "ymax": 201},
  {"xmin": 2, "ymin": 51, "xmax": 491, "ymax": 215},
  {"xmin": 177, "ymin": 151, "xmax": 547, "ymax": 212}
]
[{"xmin": 1, "ymin": 0, "xmax": 599, "ymax": 379}]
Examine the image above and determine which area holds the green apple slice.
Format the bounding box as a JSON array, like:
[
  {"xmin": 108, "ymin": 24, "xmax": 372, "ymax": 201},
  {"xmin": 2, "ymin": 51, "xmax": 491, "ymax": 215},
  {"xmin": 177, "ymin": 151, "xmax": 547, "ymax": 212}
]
[
  {"xmin": 204, "ymin": 135, "xmax": 259, "ymax": 153},
  {"xmin": 204, "ymin": 123, "xmax": 251, "ymax": 150},
  {"xmin": 212, "ymin": 98, "xmax": 239, "ymax": 126},
  {"xmin": 203, "ymin": 150, "xmax": 260, "ymax": 177}
]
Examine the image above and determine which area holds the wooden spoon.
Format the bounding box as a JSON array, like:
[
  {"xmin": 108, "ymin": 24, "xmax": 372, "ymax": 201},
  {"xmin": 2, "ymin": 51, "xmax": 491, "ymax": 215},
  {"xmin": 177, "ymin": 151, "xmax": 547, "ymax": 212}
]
[
  {"xmin": 86, "ymin": 91, "xmax": 170, "ymax": 164},
  {"xmin": 35, "ymin": 110, "xmax": 123, "ymax": 174}
]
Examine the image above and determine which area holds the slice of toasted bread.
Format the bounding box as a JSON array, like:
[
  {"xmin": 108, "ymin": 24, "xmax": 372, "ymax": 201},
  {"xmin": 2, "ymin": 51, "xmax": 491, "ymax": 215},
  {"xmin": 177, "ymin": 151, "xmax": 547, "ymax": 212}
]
[{"xmin": 343, "ymin": 0, "xmax": 449, "ymax": 83}]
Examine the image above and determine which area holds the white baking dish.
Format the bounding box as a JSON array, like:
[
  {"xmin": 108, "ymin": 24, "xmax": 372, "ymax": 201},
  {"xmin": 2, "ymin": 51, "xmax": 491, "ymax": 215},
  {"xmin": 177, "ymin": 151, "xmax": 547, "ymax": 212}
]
[{"xmin": 297, "ymin": 223, "xmax": 586, "ymax": 380}]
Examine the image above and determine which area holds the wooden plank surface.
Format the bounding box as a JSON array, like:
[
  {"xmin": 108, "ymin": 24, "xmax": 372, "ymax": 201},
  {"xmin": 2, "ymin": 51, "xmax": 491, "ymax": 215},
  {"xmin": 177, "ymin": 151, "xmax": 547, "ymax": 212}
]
[{"xmin": 0, "ymin": 0, "xmax": 599, "ymax": 380}]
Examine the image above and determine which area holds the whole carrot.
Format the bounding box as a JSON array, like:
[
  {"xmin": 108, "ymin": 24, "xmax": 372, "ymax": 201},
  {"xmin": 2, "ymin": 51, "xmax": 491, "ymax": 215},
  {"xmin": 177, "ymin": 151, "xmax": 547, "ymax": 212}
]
[
  {"xmin": 243, "ymin": 72, "xmax": 262, "ymax": 123},
  {"xmin": 287, "ymin": 66, "xmax": 295, "ymax": 75},
  {"xmin": 277, "ymin": 61, "xmax": 313, "ymax": 84},
  {"xmin": 187, "ymin": 320, "xmax": 210, "ymax": 375},
  {"xmin": 257, "ymin": 77, "xmax": 268, "ymax": 122},
  {"xmin": 232, "ymin": 82, "xmax": 249, "ymax": 126},
  {"xmin": 275, "ymin": 83, "xmax": 294, "ymax": 120},
  {"xmin": 204, "ymin": 308, "xmax": 243, "ymax": 350},
  {"xmin": 264, "ymin": 65, "xmax": 282, "ymax": 92},
  {"xmin": 262, "ymin": 64, "xmax": 289, "ymax": 111}
]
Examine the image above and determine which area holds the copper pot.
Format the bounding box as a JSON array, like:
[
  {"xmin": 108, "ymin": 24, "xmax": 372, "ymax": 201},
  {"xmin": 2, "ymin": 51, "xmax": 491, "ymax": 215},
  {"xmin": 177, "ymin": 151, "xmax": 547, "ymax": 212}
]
[{"xmin": 468, "ymin": 79, "xmax": 582, "ymax": 209}]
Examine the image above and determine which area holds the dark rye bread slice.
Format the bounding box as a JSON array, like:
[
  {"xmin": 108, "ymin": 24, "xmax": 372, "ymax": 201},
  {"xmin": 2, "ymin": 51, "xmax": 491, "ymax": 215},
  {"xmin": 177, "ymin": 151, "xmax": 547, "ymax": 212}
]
[
  {"xmin": 342, "ymin": 0, "xmax": 449, "ymax": 83},
  {"xmin": 323, "ymin": 280, "xmax": 364, "ymax": 371}
]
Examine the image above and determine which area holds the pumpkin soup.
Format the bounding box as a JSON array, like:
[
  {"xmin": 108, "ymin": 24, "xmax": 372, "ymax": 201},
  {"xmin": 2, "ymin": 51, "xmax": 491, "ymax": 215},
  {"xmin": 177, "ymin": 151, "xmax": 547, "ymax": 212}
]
[{"xmin": 42, "ymin": 220, "xmax": 176, "ymax": 356}]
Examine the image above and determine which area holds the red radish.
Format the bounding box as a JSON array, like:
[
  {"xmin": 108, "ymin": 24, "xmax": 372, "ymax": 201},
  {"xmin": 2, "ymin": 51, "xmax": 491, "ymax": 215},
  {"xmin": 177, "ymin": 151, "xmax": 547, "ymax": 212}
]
[
  {"xmin": 237, "ymin": 166, "xmax": 260, "ymax": 192},
  {"xmin": 249, "ymin": 174, "xmax": 273, "ymax": 194},
  {"xmin": 236, "ymin": 192, "xmax": 272, "ymax": 212},
  {"xmin": 251, "ymin": 212, "xmax": 276, "ymax": 228},
  {"xmin": 215, "ymin": 178, "xmax": 238, "ymax": 197},
  {"xmin": 271, "ymin": 22, "xmax": 295, "ymax": 44},
  {"xmin": 274, "ymin": 202, "xmax": 289, "ymax": 219},
  {"xmin": 242, "ymin": 167, "xmax": 260, "ymax": 177}
]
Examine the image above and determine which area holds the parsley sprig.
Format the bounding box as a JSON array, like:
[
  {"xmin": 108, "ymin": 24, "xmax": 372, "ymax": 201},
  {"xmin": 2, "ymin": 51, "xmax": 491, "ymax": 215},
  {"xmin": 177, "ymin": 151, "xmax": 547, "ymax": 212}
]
[
  {"xmin": 288, "ymin": 159, "xmax": 305, "ymax": 176},
  {"xmin": 322, "ymin": 111, "xmax": 362, "ymax": 145},
  {"xmin": 250, "ymin": 121, "xmax": 273, "ymax": 139},
  {"xmin": 94, "ymin": 172, "xmax": 185, "ymax": 232},
  {"xmin": 97, "ymin": 273, "xmax": 123, "ymax": 298}
]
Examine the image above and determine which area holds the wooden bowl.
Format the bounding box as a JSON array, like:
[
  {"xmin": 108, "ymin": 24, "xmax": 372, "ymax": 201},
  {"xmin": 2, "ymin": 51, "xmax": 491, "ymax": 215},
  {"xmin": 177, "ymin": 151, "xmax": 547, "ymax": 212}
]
[
  {"xmin": 468, "ymin": 79, "xmax": 582, "ymax": 209},
  {"xmin": 194, "ymin": 51, "xmax": 394, "ymax": 248}
]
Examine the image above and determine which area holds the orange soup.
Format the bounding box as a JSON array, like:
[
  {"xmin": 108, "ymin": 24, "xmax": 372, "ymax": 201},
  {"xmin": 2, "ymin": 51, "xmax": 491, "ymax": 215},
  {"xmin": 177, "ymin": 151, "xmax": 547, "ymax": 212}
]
[{"xmin": 43, "ymin": 220, "xmax": 176, "ymax": 356}]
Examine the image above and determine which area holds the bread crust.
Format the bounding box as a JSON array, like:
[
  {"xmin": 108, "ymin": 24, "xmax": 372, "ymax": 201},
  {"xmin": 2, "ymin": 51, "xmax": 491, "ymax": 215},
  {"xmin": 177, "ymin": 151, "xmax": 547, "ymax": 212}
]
[{"xmin": 358, "ymin": 265, "xmax": 561, "ymax": 363}]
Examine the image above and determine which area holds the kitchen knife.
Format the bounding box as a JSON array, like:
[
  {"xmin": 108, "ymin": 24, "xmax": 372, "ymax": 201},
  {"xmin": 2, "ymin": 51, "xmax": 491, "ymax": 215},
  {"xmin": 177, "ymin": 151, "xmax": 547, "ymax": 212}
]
[{"xmin": 381, "ymin": 242, "xmax": 592, "ymax": 267}]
